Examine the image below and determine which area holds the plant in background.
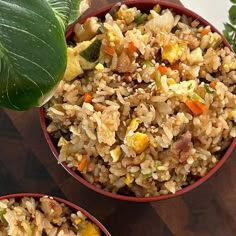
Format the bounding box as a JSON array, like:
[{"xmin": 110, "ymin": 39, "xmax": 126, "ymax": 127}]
[
  {"xmin": 0, "ymin": 0, "xmax": 90, "ymax": 111},
  {"xmin": 223, "ymin": 0, "xmax": 236, "ymax": 51}
]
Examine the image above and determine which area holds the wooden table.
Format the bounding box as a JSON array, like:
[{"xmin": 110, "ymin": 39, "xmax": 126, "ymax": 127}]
[{"xmin": 1, "ymin": 1, "xmax": 236, "ymax": 235}]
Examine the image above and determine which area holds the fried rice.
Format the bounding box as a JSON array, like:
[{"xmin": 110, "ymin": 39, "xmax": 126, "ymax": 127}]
[
  {"xmin": 0, "ymin": 196, "xmax": 101, "ymax": 236},
  {"xmin": 45, "ymin": 4, "xmax": 236, "ymax": 197}
]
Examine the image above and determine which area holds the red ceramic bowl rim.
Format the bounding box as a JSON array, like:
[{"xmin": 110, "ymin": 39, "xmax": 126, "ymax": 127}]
[
  {"xmin": 0, "ymin": 193, "xmax": 111, "ymax": 235},
  {"xmin": 40, "ymin": 0, "xmax": 236, "ymax": 202}
]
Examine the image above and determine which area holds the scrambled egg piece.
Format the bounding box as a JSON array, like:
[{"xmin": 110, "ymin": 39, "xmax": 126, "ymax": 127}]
[
  {"xmin": 126, "ymin": 118, "xmax": 140, "ymax": 134},
  {"xmin": 110, "ymin": 145, "xmax": 122, "ymax": 162},
  {"xmin": 80, "ymin": 222, "xmax": 101, "ymax": 236},
  {"xmin": 64, "ymin": 47, "xmax": 83, "ymax": 81},
  {"xmin": 187, "ymin": 47, "xmax": 203, "ymax": 65},
  {"xmin": 162, "ymin": 41, "xmax": 187, "ymax": 64},
  {"xmin": 126, "ymin": 132, "xmax": 150, "ymax": 154}
]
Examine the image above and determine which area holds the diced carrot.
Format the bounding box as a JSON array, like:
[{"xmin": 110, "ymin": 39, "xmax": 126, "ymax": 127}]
[
  {"xmin": 78, "ymin": 155, "xmax": 87, "ymax": 172},
  {"xmin": 157, "ymin": 65, "xmax": 167, "ymax": 75},
  {"xmin": 170, "ymin": 63, "xmax": 179, "ymax": 71},
  {"xmin": 128, "ymin": 41, "xmax": 136, "ymax": 53},
  {"xmin": 209, "ymin": 80, "xmax": 216, "ymax": 88},
  {"xmin": 201, "ymin": 27, "xmax": 211, "ymax": 37},
  {"xmin": 195, "ymin": 101, "xmax": 207, "ymax": 113},
  {"xmin": 185, "ymin": 99, "xmax": 202, "ymax": 115},
  {"xmin": 103, "ymin": 45, "xmax": 115, "ymax": 56},
  {"xmin": 84, "ymin": 92, "xmax": 93, "ymax": 103},
  {"xmin": 185, "ymin": 99, "xmax": 206, "ymax": 116}
]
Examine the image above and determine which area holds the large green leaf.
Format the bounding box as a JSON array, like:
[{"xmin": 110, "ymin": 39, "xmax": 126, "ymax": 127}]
[
  {"xmin": 47, "ymin": 0, "xmax": 72, "ymax": 31},
  {"xmin": 69, "ymin": 0, "xmax": 91, "ymax": 25},
  {"xmin": 0, "ymin": 0, "xmax": 67, "ymax": 110},
  {"xmin": 229, "ymin": 5, "xmax": 236, "ymax": 25}
]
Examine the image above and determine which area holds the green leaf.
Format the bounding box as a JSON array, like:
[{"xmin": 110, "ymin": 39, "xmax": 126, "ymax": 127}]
[
  {"xmin": 46, "ymin": 0, "xmax": 72, "ymax": 31},
  {"xmin": 69, "ymin": 0, "xmax": 91, "ymax": 25},
  {"xmin": 0, "ymin": 0, "xmax": 67, "ymax": 110},
  {"xmin": 229, "ymin": 5, "xmax": 236, "ymax": 25},
  {"xmin": 230, "ymin": 0, "xmax": 236, "ymax": 3},
  {"xmin": 224, "ymin": 23, "xmax": 236, "ymax": 32},
  {"xmin": 233, "ymin": 43, "xmax": 236, "ymax": 52},
  {"xmin": 223, "ymin": 30, "xmax": 233, "ymax": 44}
]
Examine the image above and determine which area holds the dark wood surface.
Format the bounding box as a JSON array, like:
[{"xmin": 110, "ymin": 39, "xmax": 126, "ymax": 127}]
[{"xmin": 1, "ymin": 1, "xmax": 236, "ymax": 235}]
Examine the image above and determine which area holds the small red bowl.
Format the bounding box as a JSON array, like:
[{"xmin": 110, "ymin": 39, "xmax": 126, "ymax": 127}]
[
  {"xmin": 0, "ymin": 193, "xmax": 110, "ymax": 235},
  {"xmin": 40, "ymin": 0, "xmax": 236, "ymax": 202}
]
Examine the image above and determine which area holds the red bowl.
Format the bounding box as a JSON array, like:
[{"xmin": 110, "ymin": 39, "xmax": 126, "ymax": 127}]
[
  {"xmin": 0, "ymin": 193, "xmax": 110, "ymax": 235},
  {"xmin": 40, "ymin": 0, "xmax": 236, "ymax": 202}
]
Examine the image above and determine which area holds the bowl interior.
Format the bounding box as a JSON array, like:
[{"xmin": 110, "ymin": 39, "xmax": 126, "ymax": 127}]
[
  {"xmin": 0, "ymin": 193, "xmax": 111, "ymax": 235},
  {"xmin": 40, "ymin": 0, "xmax": 236, "ymax": 202}
]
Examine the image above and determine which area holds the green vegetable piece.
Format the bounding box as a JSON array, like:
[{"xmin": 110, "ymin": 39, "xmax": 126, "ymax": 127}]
[
  {"xmin": 0, "ymin": 209, "xmax": 6, "ymax": 223},
  {"xmin": 154, "ymin": 70, "xmax": 161, "ymax": 87},
  {"xmin": 212, "ymin": 38, "xmax": 223, "ymax": 49},
  {"xmin": 42, "ymin": 231, "xmax": 48, "ymax": 236},
  {"xmin": 97, "ymin": 25, "xmax": 105, "ymax": 34},
  {"xmin": 144, "ymin": 60, "xmax": 154, "ymax": 67},
  {"xmin": 79, "ymin": 39, "xmax": 102, "ymax": 62},
  {"xmin": 204, "ymin": 84, "xmax": 215, "ymax": 93},
  {"xmin": 229, "ymin": 5, "xmax": 236, "ymax": 25},
  {"xmin": 230, "ymin": 0, "xmax": 236, "ymax": 4},
  {"xmin": 191, "ymin": 93, "xmax": 206, "ymax": 104},
  {"xmin": 154, "ymin": 161, "xmax": 162, "ymax": 168},
  {"xmin": 134, "ymin": 14, "xmax": 147, "ymax": 25},
  {"xmin": 182, "ymin": 175, "xmax": 187, "ymax": 182},
  {"xmin": 142, "ymin": 173, "xmax": 152, "ymax": 179}
]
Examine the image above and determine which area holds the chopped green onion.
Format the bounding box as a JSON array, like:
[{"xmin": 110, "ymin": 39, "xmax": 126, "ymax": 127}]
[
  {"xmin": 204, "ymin": 84, "xmax": 215, "ymax": 93},
  {"xmin": 97, "ymin": 26, "xmax": 105, "ymax": 34},
  {"xmin": 154, "ymin": 71, "xmax": 161, "ymax": 87},
  {"xmin": 0, "ymin": 209, "xmax": 6, "ymax": 223},
  {"xmin": 212, "ymin": 38, "xmax": 223, "ymax": 49},
  {"xmin": 191, "ymin": 92, "xmax": 206, "ymax": 104},
  {"xmin": 144, "ymin": 60, "xmax": 154, "ymax": 67},
  {"xmin": 142, "ymin": 173, "xmax": 152, "ymax": 179},
  {"xmin": 133, "ymin": 14, "xmax": 147, "ymax": 25},
  {"xmin": 154, "ymin": 161, "xmax": 162, "ymax": 168},
  {"xmin": 79, "ymin": 39, "xmax": 102, "ymax": 62}
]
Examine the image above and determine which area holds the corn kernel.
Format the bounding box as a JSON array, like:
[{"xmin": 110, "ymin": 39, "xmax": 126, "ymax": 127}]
[
  {"xmin": 95, "ymin": 63, "xmax": 104, "ymax": 71},
  {"xmin": 125, "ymin": 174, "xmax": 134, "ymax": 185},
  {"xmin": 75, "ymin": 218, "xmax": 82, "ymax": 225},
  {"xmin": 167, "ymin": 78, "xmax": 176, "ymax": 86}
]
